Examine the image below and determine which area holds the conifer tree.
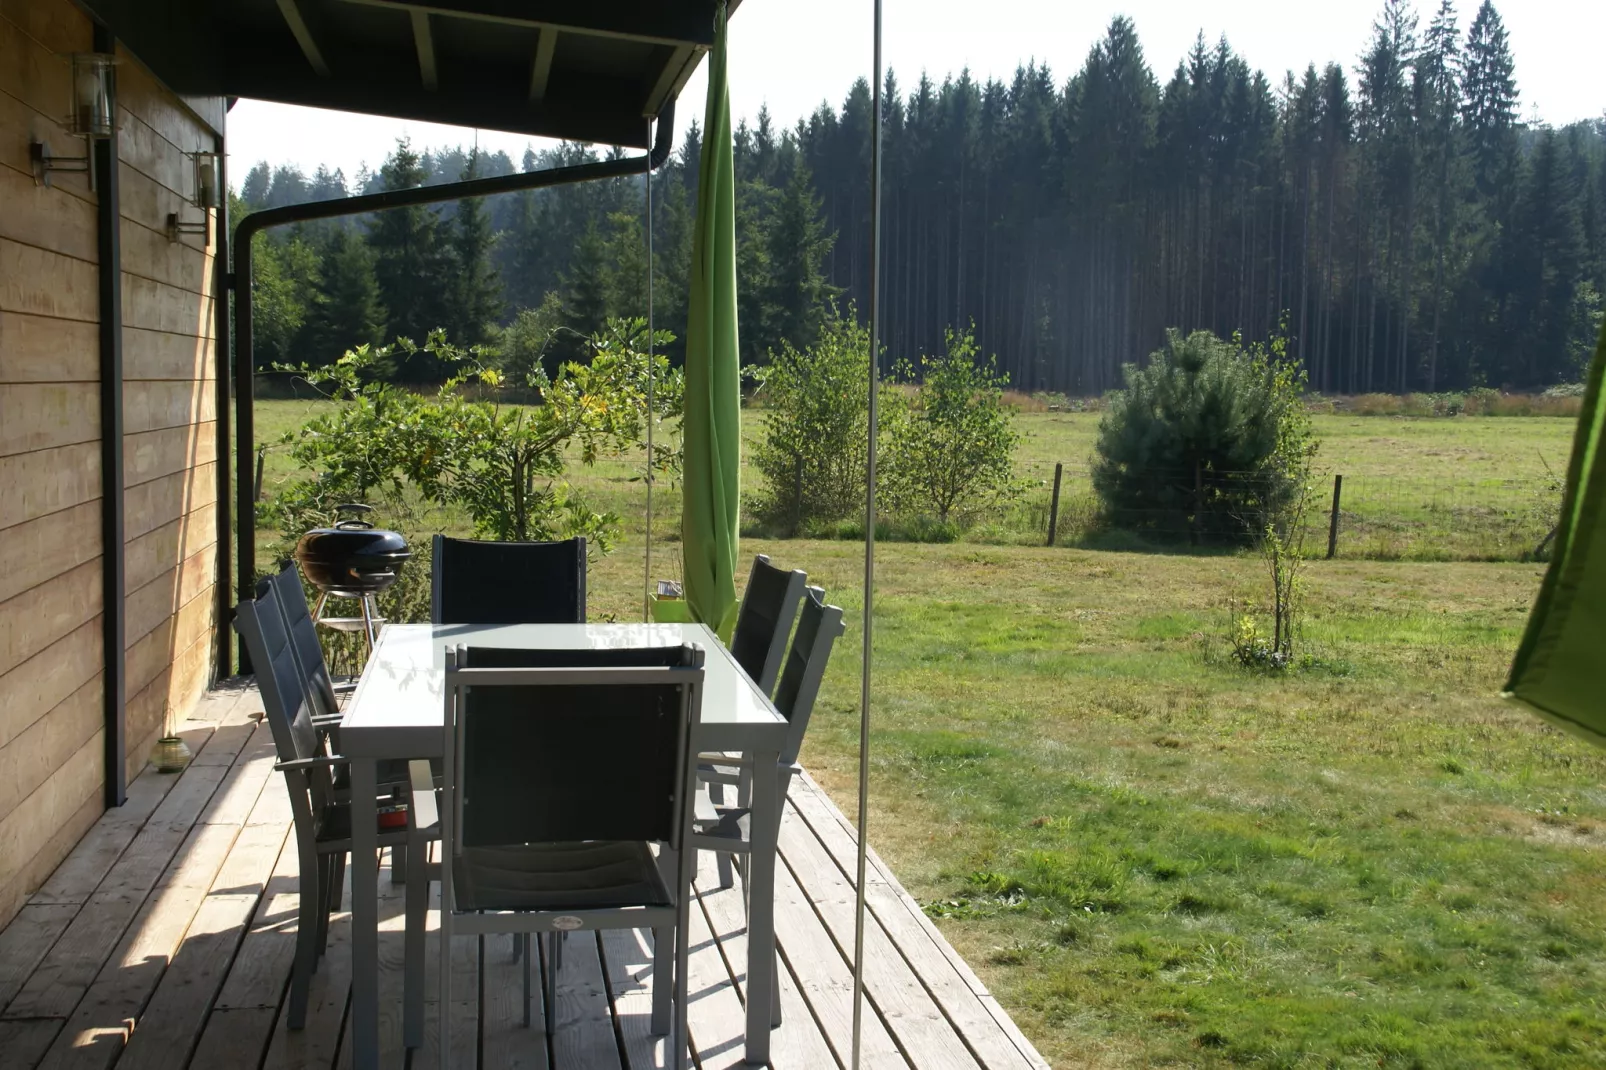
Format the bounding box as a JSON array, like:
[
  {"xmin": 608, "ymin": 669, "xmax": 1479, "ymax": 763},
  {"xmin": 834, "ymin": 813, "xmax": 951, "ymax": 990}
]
[
  {"xmin": 301, "ymin": 228, "xmax": 384, "ymax": 365},
  {"xmin": 444, "ymin": 151, "xmax": 503, "ymax": 347},
  {"xmin": 366, "ymin": 139, "xmax": 451, "ymax": 379}
]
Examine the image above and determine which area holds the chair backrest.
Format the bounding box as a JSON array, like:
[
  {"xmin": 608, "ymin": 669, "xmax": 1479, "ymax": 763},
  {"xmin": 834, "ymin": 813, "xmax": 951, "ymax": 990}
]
[
  {"xmin": 771, "ymin": 586, "xmax": 846, "ymax": 763},
  {"xmin": 258, "ymin": 564, "xmax": 339, "ymax": 719},
  {"xmin": 728, "ymin": 554, "xmax": 807, "ymax": 695},
  {"xmin": 432, "ymin": 535, "xmax": 587, "ymax": 625},
  {"xmin": 233, "ymin": 585, "xmax": 335, "ymax": 812},
  {"xmin": 444, "ymin": 644, "xmax": 703, "ymax": 851}
]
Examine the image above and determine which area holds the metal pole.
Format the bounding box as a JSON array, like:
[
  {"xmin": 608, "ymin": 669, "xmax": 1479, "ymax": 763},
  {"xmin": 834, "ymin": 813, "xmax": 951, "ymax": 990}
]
[
  {"xmin": 94, "ymin": 24, "xmax": 126, "ymax": 807},
  {"xmin": 644, "ymin": 116, "xmax": 655, "ymax": 621},
  {"xmin": 852, "ymin": 0, "xmax": 884, "ymax": 1065}
]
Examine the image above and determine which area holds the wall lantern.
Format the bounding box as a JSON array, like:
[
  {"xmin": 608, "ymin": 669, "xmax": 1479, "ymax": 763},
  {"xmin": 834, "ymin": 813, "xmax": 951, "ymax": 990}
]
[
  {"xmin": 167, "ymin": 151, "xmax": 219, "ymax": 243},
  {"xmin": 30, "ymin": 51, "xmax": 118, "ymax": 189}
]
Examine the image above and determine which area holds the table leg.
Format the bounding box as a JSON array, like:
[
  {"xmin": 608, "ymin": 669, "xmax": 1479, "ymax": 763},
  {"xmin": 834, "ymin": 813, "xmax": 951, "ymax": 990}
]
[
  {"xmin": 350, "ymin": 758, "xmax": 380, "ymax": 1070},
  {"xmin": 744, "ymin": 748, "xmax": 781, "ymax": 1064}
]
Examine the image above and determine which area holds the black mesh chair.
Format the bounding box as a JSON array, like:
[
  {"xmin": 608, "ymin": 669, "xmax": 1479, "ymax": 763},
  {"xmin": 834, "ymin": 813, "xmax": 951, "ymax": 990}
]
[
  {"xmin": 430, "ymin": 535, "xmax": 587, "ymax": 625},
  {"xmin": 235, "ymin": 583, "xmax": 438, "ymax": 1047},
  {"xmin": 697, "ymin": 586, "xmax": 845, "ymax": 888},
  {"xmin": 438, "ymin": 643, "xmax": 705, "ymax": 1069},
  {"xmin": 260, "ymin": 563, "xmax": 427, "ymax": 882},
  {"xmin": 728, "ymin": 554, "xmax": 807, "ymax": 695}
]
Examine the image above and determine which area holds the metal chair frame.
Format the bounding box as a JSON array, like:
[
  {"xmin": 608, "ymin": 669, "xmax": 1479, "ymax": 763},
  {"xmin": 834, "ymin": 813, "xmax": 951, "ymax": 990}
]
[{"xmin": 437, "ymin": 646, "xmax": 704, "ymax": 1070}]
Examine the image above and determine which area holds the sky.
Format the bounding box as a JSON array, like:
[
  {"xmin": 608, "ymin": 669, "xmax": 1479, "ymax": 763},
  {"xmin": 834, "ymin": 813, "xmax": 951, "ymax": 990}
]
[{"xmin": 227, "ymin": 0, "xmax": 1606, "ymax": 185}]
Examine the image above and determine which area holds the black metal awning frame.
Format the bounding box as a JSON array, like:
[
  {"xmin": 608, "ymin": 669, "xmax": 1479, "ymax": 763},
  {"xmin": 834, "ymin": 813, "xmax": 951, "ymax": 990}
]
[{"xmin": 221, "ymin": 106, "xmax": 674, "ymax": 672}]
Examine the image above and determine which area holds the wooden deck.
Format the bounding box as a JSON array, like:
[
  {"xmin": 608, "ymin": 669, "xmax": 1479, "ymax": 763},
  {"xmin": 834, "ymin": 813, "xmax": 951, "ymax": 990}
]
[{"xmin": 0, "ymin": 683, "xmax": 1050, "ymax": 1070}]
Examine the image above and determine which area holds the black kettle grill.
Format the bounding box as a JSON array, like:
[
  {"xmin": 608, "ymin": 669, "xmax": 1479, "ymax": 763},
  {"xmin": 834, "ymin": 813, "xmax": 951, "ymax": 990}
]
[{"xmin": 293, "ymin": 504, "xmax": 411, "ymax": 649}]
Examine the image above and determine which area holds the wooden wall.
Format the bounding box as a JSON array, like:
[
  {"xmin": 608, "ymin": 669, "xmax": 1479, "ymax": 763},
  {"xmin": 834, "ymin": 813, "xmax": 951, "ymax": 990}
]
[{"xmin": 0, "ymin": 0, "xmax": 221, "ymax": 928}]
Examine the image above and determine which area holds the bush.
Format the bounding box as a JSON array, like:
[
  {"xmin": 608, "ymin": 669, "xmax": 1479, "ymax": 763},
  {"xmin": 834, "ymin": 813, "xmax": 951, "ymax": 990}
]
[
  {"xmin": 752, "ymin": 311, "xmax": 872, "ymax": 533},
  {"xmin": 1092, "ymin": 328, "xmax": 1311, "ymax": 544},
  {"xmin": 881, "ymin": 326, "xmax": 1019, "ymax": 524}
]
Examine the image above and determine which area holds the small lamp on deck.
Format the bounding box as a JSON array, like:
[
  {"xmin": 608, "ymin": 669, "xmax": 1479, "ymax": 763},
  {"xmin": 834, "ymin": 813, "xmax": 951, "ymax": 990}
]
[{"xmin": 152, "ymin": 704, "xmax": 193, "ymax": 774}]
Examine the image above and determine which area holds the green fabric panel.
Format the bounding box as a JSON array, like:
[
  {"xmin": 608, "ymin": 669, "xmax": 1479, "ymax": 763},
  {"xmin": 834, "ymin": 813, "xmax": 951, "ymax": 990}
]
[
  {"xmin": 1505, "ymin": 319, "xmax": 1606, "ymax": 745},
  {"xmin": 680, "ymin": 2, "xmax": 741, "ymax": 641}
]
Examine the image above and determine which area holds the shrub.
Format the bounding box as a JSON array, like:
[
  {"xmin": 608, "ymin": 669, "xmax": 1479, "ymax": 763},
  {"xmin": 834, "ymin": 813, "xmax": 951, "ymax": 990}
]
[
  {"xmin": 1092, "ymin": 328, "xmax": 1312, "ymax": 544},
  {"xmin": 752, "ymin": 310, "xmax": 872, "ymax": 533},
  {"xmin": 880, "ymin": 326, "xmax": 1019, "ymax": 525}
]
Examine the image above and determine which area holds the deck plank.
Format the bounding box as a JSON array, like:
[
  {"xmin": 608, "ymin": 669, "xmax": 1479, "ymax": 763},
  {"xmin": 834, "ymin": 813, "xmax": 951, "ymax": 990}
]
[
  {"xmin": 776, "ymin": 812, "xmax": 980, "ymax": 1070},
  {"xmin": 113, "ymin": 893, "xmax": 259, "ymax": 1070},
  {"xmin": 483, "ymin": 932, "xmax": 551, "ymax": 1069},
  {"xmin": 789, "ymin": 778, "xmax": 1050, "ymax": 1070},
  {"xmin": 693, "ymin": 867, "xmax": 841, "ymax": 1070},
  {"xmin": 547, "ymin": 928, "xmax": 622, "ymax": 1070},
  {"xmin": 213, "ymin": 830, "xmax": 297, "ymax": 1011},
  {"xmin": 0, "ymin": 1018, "xmax": 63, "ymax": 1068},
  {"xmin": 599, "ymin": 927, "xmax": 669, "ymax": 1070},
  {"xmin": 5, "ymin": 735, "xmax": 242, "ymax": 1022},
  {"xmin": 0, "ymin": 904, "xmax": 79, "ymax": 1011},
  {"xmin": 27, "ymin": 771, "xmax": 177, "ymax": 908},
  {"xmin": 769, "ymin": 852, "xmax": 909, "ymax": 1068}
]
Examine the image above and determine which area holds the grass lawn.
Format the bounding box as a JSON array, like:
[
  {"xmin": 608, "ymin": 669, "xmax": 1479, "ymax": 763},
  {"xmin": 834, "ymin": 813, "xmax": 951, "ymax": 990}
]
[{"xmin": 255, "ymin": 397, "xmax": 1606, "ymax": 1066}]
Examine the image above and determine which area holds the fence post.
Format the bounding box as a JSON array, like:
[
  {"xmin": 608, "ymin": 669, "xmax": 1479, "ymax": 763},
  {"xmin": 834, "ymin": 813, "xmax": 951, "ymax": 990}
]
[
  {"xmin": 253, "ymin": 447, "xmax": 266, "ymax": 504},
  {"xmin": 1047, "ymin": 462, "xmax": 1063, "ymax": 547},
  {"xmin": 1326, "ymin": 473, "xmax": 1343, "ymax": 559}
]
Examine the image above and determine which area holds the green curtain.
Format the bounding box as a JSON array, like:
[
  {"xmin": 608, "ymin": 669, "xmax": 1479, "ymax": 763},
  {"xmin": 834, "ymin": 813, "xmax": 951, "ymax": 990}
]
[
  {"xmin": 681, "ymin": 2, "xmax": 741, "ymax": 640},
  {"xmin": 1505, "ymin": 319, "xmax": 1606, "ymax": 745}
]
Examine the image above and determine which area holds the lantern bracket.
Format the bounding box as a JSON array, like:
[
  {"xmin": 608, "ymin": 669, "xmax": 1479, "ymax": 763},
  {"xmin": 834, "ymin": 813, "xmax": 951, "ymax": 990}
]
[{"xmin": 31, "ymin": 139, "xmax": 93, "ymax": 190}]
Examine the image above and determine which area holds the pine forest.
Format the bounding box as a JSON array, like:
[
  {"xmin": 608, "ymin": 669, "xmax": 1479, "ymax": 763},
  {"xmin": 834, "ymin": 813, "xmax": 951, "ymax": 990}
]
[{"xmin": 239, "ymin": 0, "xmax": 1606, "ymax": 395}]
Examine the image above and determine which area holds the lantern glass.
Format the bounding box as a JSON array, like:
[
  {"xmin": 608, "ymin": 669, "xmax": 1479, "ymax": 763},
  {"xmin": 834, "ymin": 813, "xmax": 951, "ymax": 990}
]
[
  {"xmin": 68, "ymin": 52, "xmax": 116, "ymax": 139},
  {"xmin": 191, "ymin": 152, "xmax": 219, "ymax": 209}
]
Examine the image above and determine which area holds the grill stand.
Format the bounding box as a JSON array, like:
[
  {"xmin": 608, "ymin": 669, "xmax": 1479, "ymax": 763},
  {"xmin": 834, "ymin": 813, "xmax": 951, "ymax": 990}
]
[{"xmin": 312, "ymin": 590, "xmax": 385, "ymax": 653}]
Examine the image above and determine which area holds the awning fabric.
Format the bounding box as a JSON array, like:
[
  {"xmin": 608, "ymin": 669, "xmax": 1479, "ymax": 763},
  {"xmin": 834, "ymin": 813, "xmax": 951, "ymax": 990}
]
[
  {"xmin": 680, "ymin": 2, "xmax": 741, "ymax": 640},
  {"xmin": 1505, "ymin": 320, "xmax": 1606, "ymax": 745}
]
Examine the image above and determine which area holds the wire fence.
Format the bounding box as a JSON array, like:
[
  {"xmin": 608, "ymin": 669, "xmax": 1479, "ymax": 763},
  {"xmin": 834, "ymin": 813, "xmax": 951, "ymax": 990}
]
[{"xmin": 1026, "ymin": 465, "xmax": 1563, "ymax": 562}]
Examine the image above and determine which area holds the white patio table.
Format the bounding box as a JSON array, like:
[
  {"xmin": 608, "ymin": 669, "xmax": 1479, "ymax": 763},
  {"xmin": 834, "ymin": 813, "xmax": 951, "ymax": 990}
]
[{"xmin": 340, "ymin": 621, "xmax": 786, "ymax": 1069}]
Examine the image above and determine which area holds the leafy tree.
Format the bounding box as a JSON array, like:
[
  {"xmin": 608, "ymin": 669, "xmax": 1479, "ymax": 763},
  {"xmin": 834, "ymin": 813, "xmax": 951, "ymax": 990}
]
[
  {"xmin": 1092, "ymin": 328, "xmax": 1312, "ymax": 543},
  {"xmin": 250, "ymin": 235, "xmax": 319, "ymax": 370},
  {"xmin": 753, "ymin": 309, "xmax": 872, "ymax": 532},
  {"xmin": 492, "ymin": 295, "xmax": 567, "ymax": 384},
  {"xmin": 274, "ymin": 322, "xmax": 666, "ymax": 551},
  {"xmin": 880, "ymin": 325, "xmax": 1018, "ymax": 524}
]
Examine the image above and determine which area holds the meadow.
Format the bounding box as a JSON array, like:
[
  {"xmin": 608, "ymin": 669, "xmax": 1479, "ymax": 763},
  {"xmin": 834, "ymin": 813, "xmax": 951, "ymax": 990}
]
[{"xmin": 255, "ymin": 398, "xmax": 1606, "ymax": 1066}]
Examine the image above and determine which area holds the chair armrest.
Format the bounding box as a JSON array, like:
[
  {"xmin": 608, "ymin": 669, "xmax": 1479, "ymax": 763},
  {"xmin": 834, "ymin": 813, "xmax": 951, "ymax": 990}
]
[
  {"xmin": 274, "ymin": 755, "xmax": 348, "ymax": 772},
  {"xmin": 697, "ymin": 751, "xmax": 751, "ymax": 767},
  {"xmin": 311, "ymin": 713, "xmax": 344, "ymax": 725}
]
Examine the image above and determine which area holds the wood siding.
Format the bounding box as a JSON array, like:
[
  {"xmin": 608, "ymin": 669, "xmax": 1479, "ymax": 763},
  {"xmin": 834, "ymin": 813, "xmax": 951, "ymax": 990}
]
[{"xmin": 0, "ymin": 0, "xmax": 223, "ymax": 928}]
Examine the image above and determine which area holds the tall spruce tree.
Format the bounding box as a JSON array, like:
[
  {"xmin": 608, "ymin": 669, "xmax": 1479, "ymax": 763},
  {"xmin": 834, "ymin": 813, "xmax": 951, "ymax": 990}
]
[
  {"xmin": 366, "ymin": 139, "xmax": 451, "ymax": 379},
  {"xmin": 301, "ymin": 227, "xmax": 384, "ymax": 365},
  {"xmin": 444, "ymin": 151, "xmax": 503, "ymax": 347},
  {"xmin": 1462, "ymin": 0, "xmax": 1519, "ymax": 199},
  {"xmin": 762, "ymin": 160, "xmax": 837, "ymax": 355}
]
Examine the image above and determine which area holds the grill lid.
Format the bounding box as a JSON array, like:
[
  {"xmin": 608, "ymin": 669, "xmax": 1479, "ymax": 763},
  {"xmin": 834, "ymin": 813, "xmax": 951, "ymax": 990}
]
[{"xmin": 294, "ymin": 504, "xmax": 409, "ymax": 562}]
